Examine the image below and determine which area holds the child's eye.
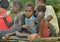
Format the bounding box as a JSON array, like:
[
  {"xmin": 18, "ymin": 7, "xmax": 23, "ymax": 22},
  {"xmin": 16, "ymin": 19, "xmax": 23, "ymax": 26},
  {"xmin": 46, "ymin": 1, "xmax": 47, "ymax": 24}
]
[{"xmin": 25, "ymin": 10, "xmax": 32, "ymax": 12}]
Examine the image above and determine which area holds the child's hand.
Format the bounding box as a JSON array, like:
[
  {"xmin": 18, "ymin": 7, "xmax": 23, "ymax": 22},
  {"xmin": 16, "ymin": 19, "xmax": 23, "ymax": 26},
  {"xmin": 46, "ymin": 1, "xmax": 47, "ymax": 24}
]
[
  {"xmin": 22, "ymin": 25, "xmax": 28, "ymax": 28},
  {"xmin": 29, "ymin": 22, "xmax": 35, "ymax": 30},
  {"xmin": 2, "ymin": 34, "xmax": 11, "ymax": 40},
  {"xmin": 28, "ymin": 33, "xmax": 38, "ymax": 41}
]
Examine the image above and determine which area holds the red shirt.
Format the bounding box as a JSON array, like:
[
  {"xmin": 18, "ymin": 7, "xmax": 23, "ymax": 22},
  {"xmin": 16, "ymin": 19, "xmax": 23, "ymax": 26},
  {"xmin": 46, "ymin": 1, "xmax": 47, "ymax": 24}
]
[
  {"xmin": 41, "ymin": 21, "xmax": 50, "ymax": 37},
  {"xmin": 0, "ymin": 8, "xmax": 12, "ymax": 30}
]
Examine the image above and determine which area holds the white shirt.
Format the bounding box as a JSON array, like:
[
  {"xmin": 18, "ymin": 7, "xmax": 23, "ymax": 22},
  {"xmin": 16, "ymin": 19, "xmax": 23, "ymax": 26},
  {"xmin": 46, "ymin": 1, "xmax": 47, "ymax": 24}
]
[{"xmin": 45, "ymin": 5, "xmax": 59, "ymax": 34}]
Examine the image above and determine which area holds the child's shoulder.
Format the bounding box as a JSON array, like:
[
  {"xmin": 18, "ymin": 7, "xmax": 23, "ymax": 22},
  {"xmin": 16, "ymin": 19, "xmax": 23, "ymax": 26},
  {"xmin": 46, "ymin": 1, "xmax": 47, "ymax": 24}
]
[{"xmin": 1, "ymin": 8, "xmax": 6, "ymax": 13}]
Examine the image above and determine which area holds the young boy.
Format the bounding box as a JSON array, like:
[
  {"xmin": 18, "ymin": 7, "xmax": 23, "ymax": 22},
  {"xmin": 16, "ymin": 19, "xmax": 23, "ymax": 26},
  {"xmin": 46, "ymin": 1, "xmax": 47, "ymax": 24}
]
[{"xmin": 16, "ymin": 2, "xmax": 38, "ymax": 35}]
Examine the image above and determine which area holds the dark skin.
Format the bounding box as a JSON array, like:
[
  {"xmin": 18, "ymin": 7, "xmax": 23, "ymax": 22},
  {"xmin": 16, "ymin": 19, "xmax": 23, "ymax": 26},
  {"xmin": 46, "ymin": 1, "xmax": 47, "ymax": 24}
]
[
  {"xmin": 28, "ymin": 16, "xmax": 46, "ymax": 42},
  {"xmin": 28, "ymin": 15, "xmax": 53, "ymax": 42},
  {"xmin": 36, "ymin": 0, "xmax": 53, "ymax": 22},
  {"xmin": 15, "ymin": 6, "xmax": 35, "ymax": 37},
  {"xmin": 3, "ymin": 4, "xmax": 51, "ymax": 41},
  {"xmin": 38, "ymin": 18, "xmax": 45, "ymax": 35},
  {"xmin": 36, "ymin": 0, "xmax": 53, "ymax": 36},
  {"xmin": 2, "ymin": 5, "xmax": 22, "ymax": 40},
  {"xmin": 38, "ymin": 14, "xmax": 53, "ymax": 35},
  {"xmin": 28, "ymin": 0, "xmax": 53, "ymax": 41},
  {"xmin": 4, "ymin": 17, "xmax": 14, "ymax": 27},
  {"xmin": 3, "ymin": 5, "xmax": 21, "ymax": 27},
  {"xmin": 2, "ymin": 6, "xmax": 35, "ymax": 40},
  {"xmin": 46, "ymin": 15, "xmax": 53, "ymax": 22},
  {"xmin": 24, "ymin": 6, "xmax": 35, "ymax": 29}
]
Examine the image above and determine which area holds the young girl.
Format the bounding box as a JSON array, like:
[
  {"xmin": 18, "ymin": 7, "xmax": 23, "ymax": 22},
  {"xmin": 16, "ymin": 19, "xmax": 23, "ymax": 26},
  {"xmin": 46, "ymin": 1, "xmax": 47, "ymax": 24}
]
[{"xmin": 15, "ymin": 2, "xmax": 38, "ymax": 36}]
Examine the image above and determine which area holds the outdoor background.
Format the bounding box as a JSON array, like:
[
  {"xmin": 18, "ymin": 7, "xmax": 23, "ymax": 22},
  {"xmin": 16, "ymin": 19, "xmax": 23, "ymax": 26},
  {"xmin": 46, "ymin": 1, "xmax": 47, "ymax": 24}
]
[{"xmin": 10, "ymin": 0, "xmax": 60, "ymax": 35}]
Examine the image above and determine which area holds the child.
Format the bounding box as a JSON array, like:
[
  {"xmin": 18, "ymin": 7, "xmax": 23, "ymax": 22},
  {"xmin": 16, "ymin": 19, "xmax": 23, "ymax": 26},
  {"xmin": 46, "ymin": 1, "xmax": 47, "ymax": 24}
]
[
  {"xmin": 28, "ymin": 5, "xmax": 50, "ymax": 41},
  {"xmin": 35, "ymin": 0, "xmax": 59, "ymax": 35},
  {"xmin": 1, "ymin": 0, "xmax": 22, "ymax": 39},
  {"xmin": 35, "ymin": 0, "xmax": 57, "ymax": 36},
  {"xmin": 0, "ymin": 2, "xmax": 13, "ymax": 39},
  {"xmin": 16, "ymin": 2, "xmax": 38, "ymax": 35}
]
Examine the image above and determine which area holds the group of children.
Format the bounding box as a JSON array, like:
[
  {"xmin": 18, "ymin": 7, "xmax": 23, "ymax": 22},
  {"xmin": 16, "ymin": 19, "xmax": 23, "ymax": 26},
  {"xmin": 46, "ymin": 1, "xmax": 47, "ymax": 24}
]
[{"xmin": 0, "ymin": 0, "xmax": 58, "ymax": 42}]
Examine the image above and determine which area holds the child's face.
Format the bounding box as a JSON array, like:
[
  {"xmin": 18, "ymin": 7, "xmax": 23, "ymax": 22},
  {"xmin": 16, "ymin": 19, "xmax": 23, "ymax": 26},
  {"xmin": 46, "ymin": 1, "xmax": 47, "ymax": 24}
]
[
  {"xmin": 36, "ymin": 1, "xmax": 44, "ymax": 5},
  {"xmin": 12, "ymin": 6, "xmax": 19, "ymax": 13},
  {"xmin": 25, "ymin": 6, "xmax": 34, "ymax": 18}
]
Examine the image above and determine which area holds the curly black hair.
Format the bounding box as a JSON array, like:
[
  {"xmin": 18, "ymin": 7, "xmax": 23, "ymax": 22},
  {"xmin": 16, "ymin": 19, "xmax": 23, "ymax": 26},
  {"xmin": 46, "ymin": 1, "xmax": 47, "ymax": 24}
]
[
  {"xmin": 0, "ymin": 0, "xmax": 9, "ymax": 9},
  {"xmin": 36, "ymin": 5, "xmax": 46, "ymax": 12},
  {"xmin": 37, "ymin": 0, "xmax": 46, "ymax": 3},
  {"xmin": 25, "ymin": 2, "xmax": 34, "ymax": 10},
  {"xmin": 13, "ymin": 0, "xmax": 22, "ymax": 11}
]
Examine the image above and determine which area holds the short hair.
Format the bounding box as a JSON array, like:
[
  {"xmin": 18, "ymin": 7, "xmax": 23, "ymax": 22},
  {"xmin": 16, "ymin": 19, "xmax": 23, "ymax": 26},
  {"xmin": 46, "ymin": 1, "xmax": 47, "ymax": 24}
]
[
  {"xmin": 36, "ymin": 5, "xmax": 46, "ymax": 13},
  {"xmin": 25, "ymin": 2, "xmax": 34, "ymax": 10},
  {"xmin": 0, "ymin": 0, "xmax": 9, "ymax": 9},
  {"xmin": 13, "ymin": 0, "xmax": 22, "ymax": 10},
  {"xmin": 37, "ymin": 0, "xmax": 46, "ymax": 3}
]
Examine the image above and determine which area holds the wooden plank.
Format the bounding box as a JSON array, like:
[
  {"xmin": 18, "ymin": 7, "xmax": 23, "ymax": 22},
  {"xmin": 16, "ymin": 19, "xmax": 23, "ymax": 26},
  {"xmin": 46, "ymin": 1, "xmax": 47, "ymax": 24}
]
[
  {"xmin": 40, "ymin": 37, "xmax": 60, "ymax": 41},
  {"xmin": 1, "ymin": 36, "xmax": 60, "ymax": 42},
  {"xmin": 9, "ymin": 36, "xmax": 60, "ymax": 40},
  {"xmin": 0, "ymin": 40, "xmax": 17, "ymax": 42}
]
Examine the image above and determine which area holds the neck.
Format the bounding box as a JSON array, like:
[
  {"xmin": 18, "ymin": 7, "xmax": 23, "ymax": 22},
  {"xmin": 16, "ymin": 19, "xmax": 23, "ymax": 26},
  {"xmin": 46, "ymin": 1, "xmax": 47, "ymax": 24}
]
[{"xmin": 27, "ymin": 15, "xmax": 33, "ymax": 19}]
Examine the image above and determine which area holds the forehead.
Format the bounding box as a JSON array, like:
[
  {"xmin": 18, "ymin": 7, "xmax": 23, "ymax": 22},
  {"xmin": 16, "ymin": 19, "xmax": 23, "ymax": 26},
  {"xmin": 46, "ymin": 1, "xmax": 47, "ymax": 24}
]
[
  {"xmin": 35, "ymin": 0, "xmax": 40, "ymax": 2},
  {"xmin": 25, "ymin": 6, "xmax": 33, "ymax": 10},
  {"xmin": 12, "ymin": 5, "xmax": 19, "ymax": 9}
]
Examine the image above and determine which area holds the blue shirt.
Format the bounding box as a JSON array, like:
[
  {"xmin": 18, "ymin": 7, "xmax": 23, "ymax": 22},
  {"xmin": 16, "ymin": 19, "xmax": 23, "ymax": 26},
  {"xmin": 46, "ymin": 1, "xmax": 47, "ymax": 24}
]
[{"xmin": 25, "ymin": 15, "xmax": 38, "ymax": 34}]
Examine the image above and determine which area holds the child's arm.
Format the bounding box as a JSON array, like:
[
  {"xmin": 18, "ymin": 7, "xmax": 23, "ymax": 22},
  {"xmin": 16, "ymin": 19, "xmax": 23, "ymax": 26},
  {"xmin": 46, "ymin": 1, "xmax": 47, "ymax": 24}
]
[
  {"xmin": 2, "ymin": 32, "xmax": 15, "ymax": 40},
  {"xmin": 29, "ymin": 22, "xmax": 35, "ymax": 29},
  {"xmin": 21, "ymin": 22, "xmax": 35, "ymax": 29},
  {"xmin": 4, "ymin": 16, "xmax": 14, "ymax": 27},
  {"xmin": 16, "ymin": 31, "xmax": 30, "ymax": 37},
  {"xmin": 38, "ymin": 18, "xmax": 45, "ymax": 35},
  {"xmin": 28, "ymin": 33, "xmax": 39, "ymax": 42},
  {"xmin": 46, "ymin": 15, "xmax": 53, "ymax": 22}
]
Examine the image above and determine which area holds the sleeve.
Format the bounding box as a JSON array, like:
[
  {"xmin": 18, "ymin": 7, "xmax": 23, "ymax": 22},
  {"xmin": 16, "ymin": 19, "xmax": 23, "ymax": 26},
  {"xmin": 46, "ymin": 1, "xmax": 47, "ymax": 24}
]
[
  {"xmin": 21, "ymin": 14, "xmax": 25, "ymax": 25},
  {"xmin": 12, "ymin": 15, "xmax": 21, "ymax": 30},
  {"xmin": 6, "ymin": 15, "xmax": 12, "ymax": 23},
  {"xmin": 4, "ymin": 15, "xmax": 13, "ymax": 27}
]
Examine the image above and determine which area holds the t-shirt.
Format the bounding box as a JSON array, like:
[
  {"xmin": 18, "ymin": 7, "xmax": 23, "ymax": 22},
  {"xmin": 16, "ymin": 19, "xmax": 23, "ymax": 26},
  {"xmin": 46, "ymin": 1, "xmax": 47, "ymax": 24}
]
[
  {"xmin": 0, "ymin": 8, "xmax": 12, "ymax": 30},
  {"xmin": 25, "ymin": 15, "xmax": 38, "ymax": 34}
]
